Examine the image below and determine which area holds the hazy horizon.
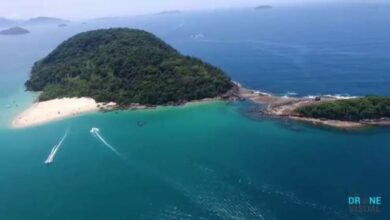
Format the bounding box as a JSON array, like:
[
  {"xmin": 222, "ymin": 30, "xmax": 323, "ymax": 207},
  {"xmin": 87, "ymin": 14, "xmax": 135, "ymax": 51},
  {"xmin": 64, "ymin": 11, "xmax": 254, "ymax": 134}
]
[{"xmin": 1, "ymin": 0, "xmax": 389, "ymax": 20}]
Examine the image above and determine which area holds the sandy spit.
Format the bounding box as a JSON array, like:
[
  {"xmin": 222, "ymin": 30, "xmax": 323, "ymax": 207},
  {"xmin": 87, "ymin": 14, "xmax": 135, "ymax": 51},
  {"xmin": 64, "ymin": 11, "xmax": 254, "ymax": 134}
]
[{"xmin": 12, "ymin": 97, "xmax": 116, "ymax": 128}]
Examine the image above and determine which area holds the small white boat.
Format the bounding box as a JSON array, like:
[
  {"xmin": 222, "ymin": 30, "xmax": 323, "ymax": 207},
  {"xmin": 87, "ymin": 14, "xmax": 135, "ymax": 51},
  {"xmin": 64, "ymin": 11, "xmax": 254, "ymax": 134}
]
[
  {"xmin": 44, "ymin": 159, "xmax": 53, "ymax": 165},
  {"xmin": 90, "ymin": 127, "xmax": 99, "ymax": 133}
]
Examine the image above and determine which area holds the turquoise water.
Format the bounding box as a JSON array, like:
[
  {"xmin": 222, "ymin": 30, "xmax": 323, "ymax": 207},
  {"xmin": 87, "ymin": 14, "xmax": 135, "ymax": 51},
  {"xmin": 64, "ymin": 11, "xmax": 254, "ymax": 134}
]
[
  {"xmin": 1, "ymin": 102, "xmax": 389, "ymax": 219},
  {"xmin": 1, "ymin": 4, "xmax": 390, "ymax": 220}
]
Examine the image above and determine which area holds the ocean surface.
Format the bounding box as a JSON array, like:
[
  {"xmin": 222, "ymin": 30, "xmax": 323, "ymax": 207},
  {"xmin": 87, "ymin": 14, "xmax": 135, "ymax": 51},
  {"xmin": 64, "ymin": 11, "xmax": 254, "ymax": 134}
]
[{"xmin": 0, "ymin": 4, "xmax": 389, "ymax": 220}]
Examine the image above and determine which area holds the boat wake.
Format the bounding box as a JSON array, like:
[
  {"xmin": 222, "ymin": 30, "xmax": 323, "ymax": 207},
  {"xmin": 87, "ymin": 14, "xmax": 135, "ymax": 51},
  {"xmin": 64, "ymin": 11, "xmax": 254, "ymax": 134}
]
[
  {"xmin": 90, "ymin": 127, "xmax": 124, "ymax": 158},
  {"xmin": 45, "ymin": 128, "xmax": 69, "ymax": 165}
]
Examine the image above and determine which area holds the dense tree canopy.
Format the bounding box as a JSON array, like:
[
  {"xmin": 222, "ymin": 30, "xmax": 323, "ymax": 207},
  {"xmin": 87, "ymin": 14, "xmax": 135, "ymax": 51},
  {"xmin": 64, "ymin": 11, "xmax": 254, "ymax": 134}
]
[
  {"xmin": 25, "ymin": 28, "xmax": 233, "ymax": 105},
  {"xmin": 295, "ymin": 96, "xmax": 390, "ymax": 121}
]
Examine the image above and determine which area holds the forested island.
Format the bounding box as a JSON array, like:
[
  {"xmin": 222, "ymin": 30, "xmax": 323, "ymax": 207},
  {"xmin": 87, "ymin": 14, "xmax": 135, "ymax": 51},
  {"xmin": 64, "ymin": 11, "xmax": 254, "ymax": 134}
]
[
  {"xmin": 25, "ymin": 17, "xmax": 69, "ymax": 25},
  {"xmin": 21, "ymin": 28, "xmax": 389, "ymax": 129},
  {"xmin": 0, "ymin": 27, "xmax": 30, "ymax": 35},
  {"xmin": 25, "ymin": 28, "xmax": 233, "ymax": 105},
  {"xmin": 295, "ymin": 96, "xmax": 390, "ymax": 121},
  {"xmin": 157, "ymin": 10, "xmax": 181, "ymax": 15},
  {"xmin": 255, "ymin": 5, "xmax": 272, "ymax": 10},
  {"xmin": 238, "ymin": 86, "xmax": 390, "ymax": 129}
]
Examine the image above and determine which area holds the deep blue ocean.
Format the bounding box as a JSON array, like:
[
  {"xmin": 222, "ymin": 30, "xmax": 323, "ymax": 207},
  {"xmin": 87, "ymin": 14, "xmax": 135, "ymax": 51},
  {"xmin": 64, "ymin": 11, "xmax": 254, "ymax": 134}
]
[{"xmin": 0, "ymin": 4, "xmax": 389, "ymax": 220}]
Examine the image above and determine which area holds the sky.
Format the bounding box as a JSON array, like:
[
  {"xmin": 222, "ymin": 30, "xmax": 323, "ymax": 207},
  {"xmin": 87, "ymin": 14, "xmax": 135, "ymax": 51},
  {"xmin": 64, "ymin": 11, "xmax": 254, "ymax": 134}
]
[{"xmin": 0, "ymin": 0, "xmax": 387, "ymax": 20}]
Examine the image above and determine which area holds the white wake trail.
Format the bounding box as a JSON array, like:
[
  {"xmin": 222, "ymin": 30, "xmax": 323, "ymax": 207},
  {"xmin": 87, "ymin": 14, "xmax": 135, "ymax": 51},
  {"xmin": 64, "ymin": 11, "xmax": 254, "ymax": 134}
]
[
  {"xmin": 45, "ymin": 128, "xmax": 69, "ymax": 165},
  {"xmin": 90, "ymin": 128, "xmax": 124, "ymax": 158}
]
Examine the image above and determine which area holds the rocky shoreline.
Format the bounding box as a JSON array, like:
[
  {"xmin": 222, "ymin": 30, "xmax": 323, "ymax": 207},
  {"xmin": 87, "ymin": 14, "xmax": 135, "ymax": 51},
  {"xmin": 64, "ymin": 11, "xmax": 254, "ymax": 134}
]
[{"xmin": 233, "ymin": 83, "xmax": 390, "ymax": 129}]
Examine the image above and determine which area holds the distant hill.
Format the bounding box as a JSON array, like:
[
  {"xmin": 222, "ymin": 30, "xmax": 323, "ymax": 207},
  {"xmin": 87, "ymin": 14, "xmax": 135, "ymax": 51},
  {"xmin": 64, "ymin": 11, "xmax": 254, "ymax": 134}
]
[
  {"xmin": 0, "ymin": 17, "xmax": 16, "ymax": 27},
  {"xmin": 93, "ymin": 17, "xmax": 120, "ymax": 22},
  {"xmin": 25, "ymin": 28, "xmax": 233, "ymax": 105},
  {"xmin": 25, "ymin": 17, "xmax": 69, "ymax": 25},
  {"xmin": 157, "ymin": 10, "xmax": 181, "ymax": 15},
  {"xmin": 0, "ymin": 27, "xmax": 30, "ymax": 35},
  {"xmin": 255, "ymin": 5, "xmax": 272, "ymax": 10}
]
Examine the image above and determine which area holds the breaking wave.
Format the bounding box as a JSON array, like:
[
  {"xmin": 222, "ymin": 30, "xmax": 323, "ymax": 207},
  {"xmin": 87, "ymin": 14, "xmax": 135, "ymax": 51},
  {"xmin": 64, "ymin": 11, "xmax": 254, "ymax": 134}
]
[
  {"xmin": 252, "ymin": 90, "xmax": 272, "ymax": 96},
  {"xmin": 282, "ymin": 91, "xmax": 299, "ymax": 98},
  {"xmin": 303, "ymin": 94, "xmax": 359, "ymax": 100},
  {"xmin": 322, "ymin": 94, "xmax": 359, "ymax": 99}
]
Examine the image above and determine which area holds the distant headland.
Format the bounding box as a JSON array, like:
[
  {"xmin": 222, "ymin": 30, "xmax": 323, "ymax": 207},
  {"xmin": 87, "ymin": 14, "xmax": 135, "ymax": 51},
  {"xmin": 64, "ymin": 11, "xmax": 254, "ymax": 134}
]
[
  {"xmin": 24, "ymin": 17, "xmax": 69, "ymax": 25},
  {"xmin": 0, "ymin": 16, "xmax": 70, "ymax": 28},
  {"xmin": 0, "ymin": 27, "xmax": 30, "ymax": 35},
  {"xmin": 254, "ymin": 5, "xmax": 273, "ymax": 10},
  {"xmin": 157, "ymin": 10, "xmax": 181, "ymax": 15}
]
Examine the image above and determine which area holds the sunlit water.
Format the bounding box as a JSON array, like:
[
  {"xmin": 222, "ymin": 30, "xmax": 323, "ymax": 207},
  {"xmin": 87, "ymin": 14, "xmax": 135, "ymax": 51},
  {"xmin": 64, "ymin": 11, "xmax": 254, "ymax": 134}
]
[{"xmin": 0, "ymin": 4, "xmax": 389, "ymax": 219}]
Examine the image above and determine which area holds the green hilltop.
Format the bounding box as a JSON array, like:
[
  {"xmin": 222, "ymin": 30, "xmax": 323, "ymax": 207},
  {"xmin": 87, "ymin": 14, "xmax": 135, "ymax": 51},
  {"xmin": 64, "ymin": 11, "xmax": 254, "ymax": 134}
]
[{"xmin": 25, "ymin": 28, "xmax": 233, "ymax": 105}]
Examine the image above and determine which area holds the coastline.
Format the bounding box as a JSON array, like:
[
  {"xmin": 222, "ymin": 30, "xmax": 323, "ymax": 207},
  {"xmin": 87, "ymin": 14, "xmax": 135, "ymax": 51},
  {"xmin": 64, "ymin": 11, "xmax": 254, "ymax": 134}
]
[
  {"xmin": 0, "ymin": 88, "xmax": 37, "ymax": 129},
  {"xmin": 10, "ymin": 96, "xmax": 223, "ymax": 129},
  {"xmin": 11, "ymin": 83, "xmax": 390, "ymax": 130},
  {"xmin": 235, "ymin": 83, "xmax": 390, "ymax": 129},
  {"xmin": 11, "ymin": 97, "xmax": 116, "ymax": 129}
]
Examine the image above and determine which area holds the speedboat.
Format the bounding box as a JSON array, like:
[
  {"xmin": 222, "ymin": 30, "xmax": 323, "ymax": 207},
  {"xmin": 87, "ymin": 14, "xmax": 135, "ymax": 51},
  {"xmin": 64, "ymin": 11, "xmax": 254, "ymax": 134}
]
[
  {"xmin": 44, "ymin": 145, "xmax": 57, "ymax": 165},
  {"xmin": 44, "ymin": 159, "xmax": 53, "ymax": 165}
]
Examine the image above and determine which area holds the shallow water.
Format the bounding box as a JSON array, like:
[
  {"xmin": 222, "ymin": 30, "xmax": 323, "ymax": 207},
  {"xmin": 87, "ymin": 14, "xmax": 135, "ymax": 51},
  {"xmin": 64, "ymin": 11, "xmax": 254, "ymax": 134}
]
[{"xmin": 0, "ymin": 102, "xmax": 389, "ymax": 219}]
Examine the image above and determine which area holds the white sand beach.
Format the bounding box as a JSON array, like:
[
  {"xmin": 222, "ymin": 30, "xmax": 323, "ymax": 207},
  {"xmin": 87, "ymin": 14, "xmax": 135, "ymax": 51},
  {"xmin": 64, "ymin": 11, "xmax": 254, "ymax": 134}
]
[{"xmin": 12, "ymin": 97, "xmax": 115, "ymax": 128}]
